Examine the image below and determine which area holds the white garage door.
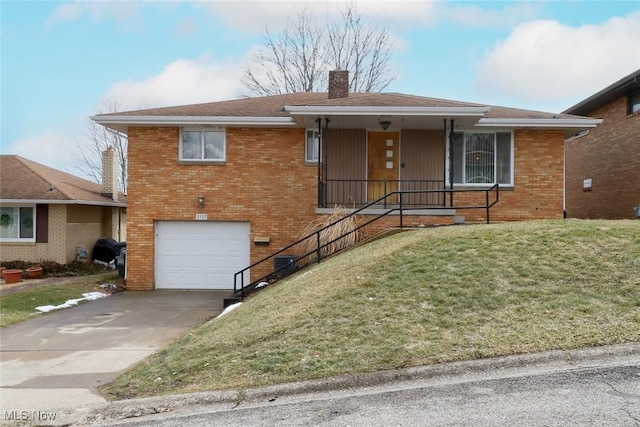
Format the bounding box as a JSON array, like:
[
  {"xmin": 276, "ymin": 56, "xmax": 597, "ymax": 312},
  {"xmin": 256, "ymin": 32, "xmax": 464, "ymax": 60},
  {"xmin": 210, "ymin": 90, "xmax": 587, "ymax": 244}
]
[{"xmin": 156, "ymin": 221, "xmax": 250, "ymax": 290}]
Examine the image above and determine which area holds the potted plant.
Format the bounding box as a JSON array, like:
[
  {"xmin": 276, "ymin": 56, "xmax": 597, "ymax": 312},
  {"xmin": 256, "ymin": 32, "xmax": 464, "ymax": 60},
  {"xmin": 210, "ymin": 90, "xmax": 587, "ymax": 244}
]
[
  {"xmin": 3, "ymin": 269, "xmax": 23, "ymax": 284},
  {"xmin": 26, "ymin": 266, "xmax": 43, "ymax": 279}
]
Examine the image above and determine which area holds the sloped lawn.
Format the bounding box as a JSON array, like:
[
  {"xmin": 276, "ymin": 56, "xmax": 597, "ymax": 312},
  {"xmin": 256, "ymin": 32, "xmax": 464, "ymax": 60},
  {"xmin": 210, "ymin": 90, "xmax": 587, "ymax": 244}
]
[{"xmin": 101, "ymin": 219, "xmax": 640, "ymax": 399}]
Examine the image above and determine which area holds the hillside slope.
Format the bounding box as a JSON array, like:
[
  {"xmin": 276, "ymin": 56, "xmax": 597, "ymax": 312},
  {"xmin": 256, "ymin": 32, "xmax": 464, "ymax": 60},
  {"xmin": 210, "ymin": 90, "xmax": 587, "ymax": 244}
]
[{"xmin": 102, "ymin": 220, "xmax": 640, "ymax": 399}]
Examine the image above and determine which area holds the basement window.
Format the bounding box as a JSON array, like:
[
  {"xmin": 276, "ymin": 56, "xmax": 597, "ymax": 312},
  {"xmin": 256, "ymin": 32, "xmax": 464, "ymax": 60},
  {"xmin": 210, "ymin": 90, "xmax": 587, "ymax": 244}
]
[{"xmin": 179, "ymin": 128, "xmax": 226, "ymax": 162}]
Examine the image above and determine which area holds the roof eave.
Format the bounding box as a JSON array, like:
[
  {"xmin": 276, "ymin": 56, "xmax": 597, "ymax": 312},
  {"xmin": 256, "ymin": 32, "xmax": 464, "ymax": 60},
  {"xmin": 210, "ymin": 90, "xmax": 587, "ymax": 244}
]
[
  {"xmin": 563, "ymin": 69, "xmax": 640, "ymax": 114},
  {"xmin": 0, "ymin": 199, "xmax": 127, "ymax": 207},
  {"xmin": 476, "ymin": 118, "xmax": 603, "ymax": 128},
  {"xmin": 476, "ymin": 118, "xmax": 602, "ymax": 138},
  {"xmin": 284, "ymin": 106, "xmax": 491, "ymax": 117},
  {"xmin": 91, "ymin": 115, "xmax": 296, "ymax": 133}
]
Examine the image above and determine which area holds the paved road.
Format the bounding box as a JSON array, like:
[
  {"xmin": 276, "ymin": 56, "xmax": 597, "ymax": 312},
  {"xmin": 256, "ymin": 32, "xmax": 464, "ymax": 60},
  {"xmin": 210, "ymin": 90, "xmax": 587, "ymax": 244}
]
[
  {"xmin": 102, "ymin": 364, "xmax": 640, "ymax": 426},
  {"xmin": 72, "ymin": 343, "xmax": 639, "ymax": 426}
]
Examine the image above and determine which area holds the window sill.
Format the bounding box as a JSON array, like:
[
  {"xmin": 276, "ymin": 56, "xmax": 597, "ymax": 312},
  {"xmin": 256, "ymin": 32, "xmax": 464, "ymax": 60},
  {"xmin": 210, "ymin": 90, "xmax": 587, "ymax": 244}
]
[{"xmin": 178, "ymin": 160, "xmax": 226, "ymax": 166}]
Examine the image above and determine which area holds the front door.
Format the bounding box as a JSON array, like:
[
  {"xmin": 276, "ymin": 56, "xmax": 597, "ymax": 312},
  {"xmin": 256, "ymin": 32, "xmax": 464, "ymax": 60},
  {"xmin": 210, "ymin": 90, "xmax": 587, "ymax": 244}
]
[{"xmin": 368, "ymin": 131, "xmax": 399, "ymax": 203}]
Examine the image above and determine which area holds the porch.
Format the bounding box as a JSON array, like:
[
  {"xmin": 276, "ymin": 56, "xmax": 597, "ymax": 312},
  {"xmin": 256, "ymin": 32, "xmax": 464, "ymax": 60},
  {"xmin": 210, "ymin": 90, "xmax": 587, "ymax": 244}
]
[{"xmin": 314, "ymin": 127, "xmax": 455, "ymax": 209}]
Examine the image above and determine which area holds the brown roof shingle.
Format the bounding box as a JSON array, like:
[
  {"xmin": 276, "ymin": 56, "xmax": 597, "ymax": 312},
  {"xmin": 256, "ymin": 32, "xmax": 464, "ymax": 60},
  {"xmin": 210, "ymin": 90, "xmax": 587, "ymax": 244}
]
[
  {"xmin": 95, "ymin": 92, "xmax": 589, "ymax": 120},
  {"xmin": 0, "ymin": 156, "xmax": 126, "ymax": 205}
]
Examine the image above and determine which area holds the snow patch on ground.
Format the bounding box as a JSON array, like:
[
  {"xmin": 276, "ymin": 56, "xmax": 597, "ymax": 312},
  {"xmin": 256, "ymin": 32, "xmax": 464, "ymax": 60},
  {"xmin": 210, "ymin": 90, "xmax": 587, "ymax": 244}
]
[
  {"xmin": 35, "ymin": 292, "xmax": 108, "ymax": 313},
  {"xmin": 216, "ymin": 302, "xmax": 242, "ymax": 318}
]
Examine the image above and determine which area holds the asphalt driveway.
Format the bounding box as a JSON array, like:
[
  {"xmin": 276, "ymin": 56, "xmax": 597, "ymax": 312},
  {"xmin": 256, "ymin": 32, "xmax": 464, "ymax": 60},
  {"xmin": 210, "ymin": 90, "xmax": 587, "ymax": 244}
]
[{"xmin": 0, "ymin": 289, "xmax": 231, "ymax": 412}]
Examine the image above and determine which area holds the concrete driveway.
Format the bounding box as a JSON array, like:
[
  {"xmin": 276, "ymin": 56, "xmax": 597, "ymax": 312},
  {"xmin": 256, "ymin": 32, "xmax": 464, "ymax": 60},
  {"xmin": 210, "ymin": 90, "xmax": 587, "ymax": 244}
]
[{"xmin": 0, "ymin": 290, "xmax": 230, "ymax": 412}]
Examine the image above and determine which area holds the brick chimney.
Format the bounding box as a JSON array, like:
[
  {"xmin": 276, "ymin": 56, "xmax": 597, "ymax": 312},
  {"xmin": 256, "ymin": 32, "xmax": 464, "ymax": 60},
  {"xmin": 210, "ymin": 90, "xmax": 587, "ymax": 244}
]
[
  {"xmin": 101, "ymin": 147, "xmax": 119, "ymax": 201},
  {"xmin": 328, "ymin": 68, "xmax": 349, "ymax": 99}
]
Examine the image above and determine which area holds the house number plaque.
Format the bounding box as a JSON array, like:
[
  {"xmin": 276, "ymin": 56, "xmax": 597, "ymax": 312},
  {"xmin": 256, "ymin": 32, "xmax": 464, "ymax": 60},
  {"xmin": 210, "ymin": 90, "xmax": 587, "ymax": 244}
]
[{"xmin": 195, "ymin": 213, "xmax": 208, "ymax": 220}]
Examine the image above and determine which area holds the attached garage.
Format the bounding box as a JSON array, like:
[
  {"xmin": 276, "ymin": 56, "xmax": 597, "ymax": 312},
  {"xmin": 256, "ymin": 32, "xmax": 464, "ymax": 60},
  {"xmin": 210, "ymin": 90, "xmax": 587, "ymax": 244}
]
[{"xmin": 155, "ymin": 221, "xmax": 250, "ymax": 290}]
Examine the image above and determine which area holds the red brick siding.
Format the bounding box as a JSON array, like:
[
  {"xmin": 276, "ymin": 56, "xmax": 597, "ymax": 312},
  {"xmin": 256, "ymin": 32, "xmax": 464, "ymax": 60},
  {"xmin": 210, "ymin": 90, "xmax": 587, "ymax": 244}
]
[
  {"xmin": 126, "ymin": 126, "xmax": 565, "ymax": 290},
  {"xmin": 126, "ymin": 126, "xmax": 317, "ymax": 290},
  {"xmin": 454, "ymin": 129, "xmax": 565, "ymax": 222},
  {"xmin": 565, "ymin": 96, "xmax": 640, "ymax": 219}
]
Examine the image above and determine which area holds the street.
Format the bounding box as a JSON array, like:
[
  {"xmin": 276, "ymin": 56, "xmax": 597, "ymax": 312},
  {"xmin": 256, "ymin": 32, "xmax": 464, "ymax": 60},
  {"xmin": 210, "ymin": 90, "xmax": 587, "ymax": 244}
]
[{"xmin": 102, "ymin": 361, "xmax": 640, "ymax": 426}]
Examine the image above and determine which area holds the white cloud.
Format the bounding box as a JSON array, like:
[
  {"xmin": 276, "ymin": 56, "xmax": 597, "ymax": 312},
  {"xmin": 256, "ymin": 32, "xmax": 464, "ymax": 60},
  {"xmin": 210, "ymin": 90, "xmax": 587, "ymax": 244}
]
[
  {"xmin": 5, "ymin": 129, "xmax": 82, "ymax": 175},
  {"xmin": 476, "ymin": 12, "xmax": 640, "ymax": 107},
  {"xmin": 443, "ymin": 2, "xmax": 539, "ymax": 28},
  {"xmin": 46, "ymin": 0, "xmax": 142, "ymax": 30},
  {"xmin": 196, "ymin": 0, "xmax": 439, "ymax": 32},
  {"xmin": 99, "ymin": 56, "xmax": 245, "ymax": 111},
  {"xmin": 197, "ymin": 0, "xmax": 541, "ymax": 33}
]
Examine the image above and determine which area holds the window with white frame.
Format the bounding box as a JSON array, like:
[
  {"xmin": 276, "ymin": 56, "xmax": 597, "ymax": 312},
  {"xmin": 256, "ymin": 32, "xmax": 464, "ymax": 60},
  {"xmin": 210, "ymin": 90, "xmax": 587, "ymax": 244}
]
[
  {"xmin": 452, "ymin": 131, "xmax": 513, "ymax": 186},
  {"xmin": 0, "ymin": 206, "xmax": 35, "ymax": 241},
  {"xmin": 305, "ymin": 129, "xmax": 320, "ymax": 163},
  {"xmin": 180, "ymin": 128, "xmax": 226, "ymax": 162}
]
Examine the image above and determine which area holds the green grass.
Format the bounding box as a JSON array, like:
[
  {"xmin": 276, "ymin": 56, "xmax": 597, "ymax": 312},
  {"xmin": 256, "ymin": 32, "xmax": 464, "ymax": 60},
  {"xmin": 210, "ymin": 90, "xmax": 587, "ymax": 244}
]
[
  {"xmin": 0, "ymin": 272, "xmax": 118, "ymax": 327},
  {"xmin": 99, "ymin": 219, "xmax": 639, "ymax": 399}
]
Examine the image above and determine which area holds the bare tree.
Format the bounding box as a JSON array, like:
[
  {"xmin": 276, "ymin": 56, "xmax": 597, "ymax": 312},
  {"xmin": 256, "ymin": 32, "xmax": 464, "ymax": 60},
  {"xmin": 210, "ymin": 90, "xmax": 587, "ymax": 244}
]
[
  {"xmin": 242, "ymin": 2, "xmax": 395, "ymax": 96},
  {"xmin": 75, "ymin": 100, "xmax": 128, "ymax": 192}
]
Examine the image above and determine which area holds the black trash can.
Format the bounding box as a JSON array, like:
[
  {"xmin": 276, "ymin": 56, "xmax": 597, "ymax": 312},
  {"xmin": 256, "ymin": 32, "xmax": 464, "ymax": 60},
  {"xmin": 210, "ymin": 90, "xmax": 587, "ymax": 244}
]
[{"xmin": 116, "ymin": 248, "xmax": 126, "ymax": 278}]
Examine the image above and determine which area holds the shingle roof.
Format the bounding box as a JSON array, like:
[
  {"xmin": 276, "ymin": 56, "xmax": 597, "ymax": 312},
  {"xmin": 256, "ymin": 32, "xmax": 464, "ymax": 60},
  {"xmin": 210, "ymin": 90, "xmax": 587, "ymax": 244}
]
[
  {"xmin": 0, "ymin": 155, "xmax": 126, "ymax": 206},
  {"xmin": 95, "ymin": 92, "xmax": 589, "ymax": 120}
]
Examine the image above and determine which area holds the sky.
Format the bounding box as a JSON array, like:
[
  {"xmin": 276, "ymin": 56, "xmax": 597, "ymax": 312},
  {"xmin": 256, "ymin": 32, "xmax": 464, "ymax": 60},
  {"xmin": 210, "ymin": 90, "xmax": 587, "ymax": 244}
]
[{"xmin": 2, "ymin": 0, "xmax": 639, "ymax": 179}]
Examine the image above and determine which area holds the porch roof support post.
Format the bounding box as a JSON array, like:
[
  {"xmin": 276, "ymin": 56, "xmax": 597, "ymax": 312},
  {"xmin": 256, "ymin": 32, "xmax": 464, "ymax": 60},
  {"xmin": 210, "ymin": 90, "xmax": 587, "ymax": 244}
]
[
  {"xmin": 446, "ymin": 119, "xmax": 455, "ymax": 207},
  {"xmin": 316, "ymin": 117, "xmax": 322, "ymax": 207},
  {"xmin": 324, "ymin": 118, "xmax": 330, "ymax": 208}
]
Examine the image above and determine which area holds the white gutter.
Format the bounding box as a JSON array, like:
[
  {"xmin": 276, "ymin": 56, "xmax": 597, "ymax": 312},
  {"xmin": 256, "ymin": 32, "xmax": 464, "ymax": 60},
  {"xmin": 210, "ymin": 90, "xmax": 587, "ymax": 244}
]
[
  {"xmin": 1, "ymin": 199, "xmax": 127, "ymax": 207},
  {"xmin": 476, "ymin": 118, "xmax": 602, "ymax": 128},
  {"xmin": 90, "ymin": 115, "xmax": 296, "ymax": 127},
  {"xmin": 284, "ymin": 106, "xmax": 491, "ymax": 116}
]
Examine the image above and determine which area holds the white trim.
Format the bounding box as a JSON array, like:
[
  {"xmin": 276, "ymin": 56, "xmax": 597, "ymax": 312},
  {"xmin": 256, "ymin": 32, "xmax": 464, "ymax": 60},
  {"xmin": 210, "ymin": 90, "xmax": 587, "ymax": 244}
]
[
  {"xmin": 305, "ymin": 129, "xmax": 320, "ymax": 163},
  {"xmin": 91, "ymin": 115, "xmax": 296, "ymax": 127},
  {"xmin": 179, "ymin": 128, "xmax": 226, "ymax": 162},
  {"xmin": 476, "ymin": 118, "xmax": 602, "ymax": 128},
  {"xmin": 449, "ymin": 130, "xmax": 514, "ymax": 187},
  {"xmin": 285, "ymin": 106, "xmax": 491, "ymax": 116},
  {"xmin": 0, "ymin": 205, "xmax": 36, "ymax": 242},
  {"xmin": 0, "ymin": 199, "xmax": 126, "ymax": 207}
]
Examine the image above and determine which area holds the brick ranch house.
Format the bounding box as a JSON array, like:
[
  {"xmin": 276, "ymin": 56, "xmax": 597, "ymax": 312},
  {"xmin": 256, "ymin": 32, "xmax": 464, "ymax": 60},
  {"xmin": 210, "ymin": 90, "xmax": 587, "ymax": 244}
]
[
  {"xmin": 564, "ymin": 68, "xmax": 640, "ymax": 219},
  {"xmin": 0, "ymin": 149, "xmax": 126, "ymax": 264},
  {"xmin": 92, "ymin": 70, "xmax": 600, "ymax": 291}
]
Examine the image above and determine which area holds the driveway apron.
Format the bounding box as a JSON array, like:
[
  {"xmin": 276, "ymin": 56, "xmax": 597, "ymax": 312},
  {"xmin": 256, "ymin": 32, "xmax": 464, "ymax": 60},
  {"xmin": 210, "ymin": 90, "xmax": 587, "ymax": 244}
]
[{"xmin": 0, "ymin": 290, "xmax": 230, "ymax": 412}]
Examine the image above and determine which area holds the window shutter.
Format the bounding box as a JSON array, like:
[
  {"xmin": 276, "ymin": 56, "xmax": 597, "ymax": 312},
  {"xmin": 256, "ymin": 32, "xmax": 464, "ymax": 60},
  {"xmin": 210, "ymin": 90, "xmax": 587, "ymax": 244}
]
[{"xmin": 36, "ymin": 204, "xmax": 48, "ymax": 243}]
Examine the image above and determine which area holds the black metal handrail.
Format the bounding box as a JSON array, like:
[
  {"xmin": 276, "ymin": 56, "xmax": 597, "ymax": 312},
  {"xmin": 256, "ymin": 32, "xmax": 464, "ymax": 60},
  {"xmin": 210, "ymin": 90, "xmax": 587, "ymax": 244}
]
[{"xmin": 233, "ymin": 184, "xmax": 499, "ymax": 300}]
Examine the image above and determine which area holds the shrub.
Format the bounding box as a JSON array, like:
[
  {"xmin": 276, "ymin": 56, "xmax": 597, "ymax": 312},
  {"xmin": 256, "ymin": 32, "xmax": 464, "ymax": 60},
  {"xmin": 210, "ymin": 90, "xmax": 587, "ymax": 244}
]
[
  {"xmin": 1, "ymin": 260, "xmax": 111, "ymax": 277},
  {"xmin": 295, "ymin": 206, "xmax": 363, "ymax": 266}
]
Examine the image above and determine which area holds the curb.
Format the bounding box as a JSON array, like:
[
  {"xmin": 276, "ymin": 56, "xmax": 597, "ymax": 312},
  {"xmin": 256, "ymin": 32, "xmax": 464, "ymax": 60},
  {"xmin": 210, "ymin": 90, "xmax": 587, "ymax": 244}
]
[{"xmin": 43, "ymin": 342, "xmax": 640, "ymax": 426}]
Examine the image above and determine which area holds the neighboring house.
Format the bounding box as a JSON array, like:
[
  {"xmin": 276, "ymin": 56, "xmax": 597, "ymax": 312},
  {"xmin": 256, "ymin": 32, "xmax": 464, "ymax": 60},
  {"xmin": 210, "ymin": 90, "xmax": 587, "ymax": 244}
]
[
  {"xmin": 92, "ymin": 69, "xmax": 600, "ymax": 292},
  {"xmin": 563, "ymin": 69, "xmax": 640, "ymax": 219},
  {"xmin": 0, "ymin": 149, "xmax": 127, "ymax": 264}
]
